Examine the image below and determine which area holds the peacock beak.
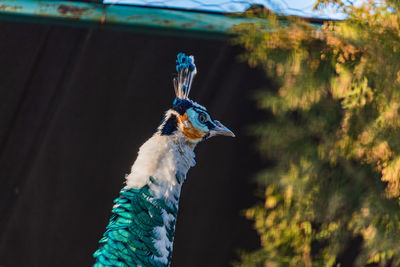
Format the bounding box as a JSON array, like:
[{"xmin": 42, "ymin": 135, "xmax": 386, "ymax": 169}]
[{"xmin": 209, "ymin": 120, "xmax": 235, "ymax": 138}]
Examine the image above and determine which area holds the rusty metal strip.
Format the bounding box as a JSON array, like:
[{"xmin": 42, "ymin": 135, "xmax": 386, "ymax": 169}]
[{"xmin": 0, "ymin": 0, "xmax": 254, "ymax": 39}]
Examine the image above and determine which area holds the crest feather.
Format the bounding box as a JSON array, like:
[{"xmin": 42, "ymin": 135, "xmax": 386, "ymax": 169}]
[{"xmin": 173, "ymin": 52, "xmax": 197, "ymax": 100}]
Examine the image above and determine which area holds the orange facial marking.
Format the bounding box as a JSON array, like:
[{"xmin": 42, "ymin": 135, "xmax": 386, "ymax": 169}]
[{"xmin": 178, "ymin": 113, "xmax": 206, "ymax": 141}]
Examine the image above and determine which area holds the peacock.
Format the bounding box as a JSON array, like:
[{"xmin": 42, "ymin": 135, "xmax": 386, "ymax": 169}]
[{"xmin": 93, "ymin": 52, "xmax": 235, "ymax": 267}]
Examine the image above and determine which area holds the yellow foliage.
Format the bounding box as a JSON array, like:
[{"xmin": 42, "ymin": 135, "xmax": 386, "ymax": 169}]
[
  {"xmin": 234, "ymin": 0, "xmax": 400, "ymax": 266},
  {"xmin": 381, "ymin": 157, "xmax": 400, "ymax": 197}
]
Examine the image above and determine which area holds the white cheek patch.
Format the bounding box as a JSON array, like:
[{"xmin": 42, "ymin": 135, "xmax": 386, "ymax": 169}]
[{"xmin": 186, "ymin": 108, "xmax": 209, "ymax": 132}]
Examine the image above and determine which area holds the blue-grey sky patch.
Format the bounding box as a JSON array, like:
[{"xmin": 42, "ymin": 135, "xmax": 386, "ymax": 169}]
[{"xmin": 103, "ymin": 0, "xmax": 348, "ymax": 19}]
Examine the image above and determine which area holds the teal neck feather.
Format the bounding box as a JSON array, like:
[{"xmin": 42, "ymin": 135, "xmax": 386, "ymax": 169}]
[{"xmin": 93, "ymin": 176, "xmax": 179, "ymax": 267}]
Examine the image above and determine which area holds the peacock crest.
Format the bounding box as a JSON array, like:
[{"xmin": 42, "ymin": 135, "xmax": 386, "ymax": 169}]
[{"xmin": 173, "ymin": 52, "xmax": 197, "ymax": 100}]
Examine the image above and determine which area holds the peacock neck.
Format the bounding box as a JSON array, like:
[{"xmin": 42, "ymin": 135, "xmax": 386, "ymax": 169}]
[{"xmin": 125, "ymin": 132, "xmax": 196, "ymax": 205}]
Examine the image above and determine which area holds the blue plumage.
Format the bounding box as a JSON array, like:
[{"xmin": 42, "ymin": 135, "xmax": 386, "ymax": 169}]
[{"xmin": 160, "ymin": 115, "xmax": 178, "ymax": 136}]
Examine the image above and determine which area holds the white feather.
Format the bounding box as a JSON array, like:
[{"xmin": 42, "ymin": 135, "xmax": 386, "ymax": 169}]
[
  {"xmin": 124, "ymin": 128, "xmax": 196, "ymax": 263},
  {"xmin": 152, "ymin": 226, "xmax": 170, "ymax": 264},
  {"xmin": 125, "ymin": 128, "xmax": 196, "ymax": 202},
  {"xmin": 152, "ymin": 210, "xmax": 176, "ymax": 264}
]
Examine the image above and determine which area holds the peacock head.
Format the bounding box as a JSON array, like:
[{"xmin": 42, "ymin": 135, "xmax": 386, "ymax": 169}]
[{"xmin": 157, "ymin": 52, "xmax": 235, "ymax": 144}]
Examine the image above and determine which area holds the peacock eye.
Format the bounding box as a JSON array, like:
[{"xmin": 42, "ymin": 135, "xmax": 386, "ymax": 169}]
[{"xmin": 198, "ymin": 112, "xmax": 207, "ymax": 124}]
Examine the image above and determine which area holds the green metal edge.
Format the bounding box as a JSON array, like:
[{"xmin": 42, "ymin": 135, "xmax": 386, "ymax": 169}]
[{"xmin": 0, "ymin": 0, "xmax": 255, "ymax": 39}]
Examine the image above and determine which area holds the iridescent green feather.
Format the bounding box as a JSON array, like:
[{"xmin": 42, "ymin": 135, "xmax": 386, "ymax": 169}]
[{"xmin": 93, "ymin": 181, "xmax": 177, "ymax": 267}]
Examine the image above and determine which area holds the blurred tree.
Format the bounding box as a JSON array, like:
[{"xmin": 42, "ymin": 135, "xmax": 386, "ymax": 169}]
[{"xmin": 234, "ymin": 1, "xmax": 400, "ymax": 266}]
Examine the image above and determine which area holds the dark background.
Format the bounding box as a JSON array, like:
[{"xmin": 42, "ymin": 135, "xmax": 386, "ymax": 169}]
[{"xmin": 0, "ymin": 20, "xmax": 271, "ymax": 266}]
